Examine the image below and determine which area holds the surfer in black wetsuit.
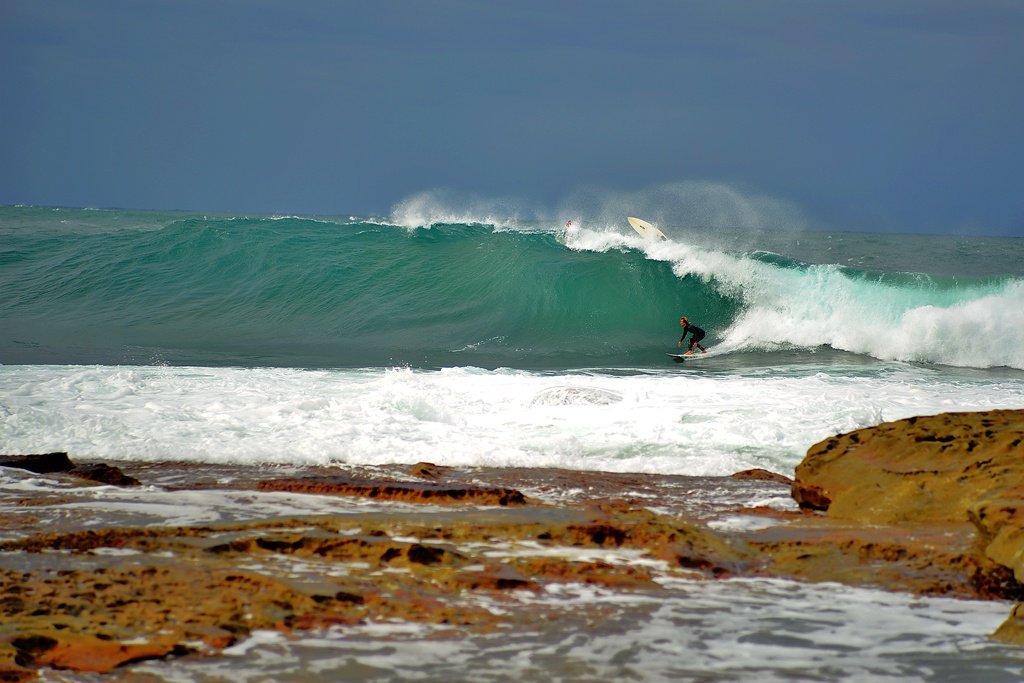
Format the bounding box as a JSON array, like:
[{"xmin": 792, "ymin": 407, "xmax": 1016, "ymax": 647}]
[{"xmin": 678, "ymin": 317, "xmax": 707, "ymax": 355}]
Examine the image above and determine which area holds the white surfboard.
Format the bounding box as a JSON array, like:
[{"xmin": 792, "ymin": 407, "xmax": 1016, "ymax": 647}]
[
  {"xmin": 627, "ymin": 216, "xmax": 667, "ymax": 241},
  {"xmin": 667, "ymin": 351, "xmax": 717, "ymax": 361}
]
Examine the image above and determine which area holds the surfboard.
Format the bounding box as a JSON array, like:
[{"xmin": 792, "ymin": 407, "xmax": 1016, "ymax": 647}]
[
  {"xmin": 667, "ymin": 352, "xmax": 713, "ymax": 361},
  {"xmin": 628, "ymin": 216, "xmax": 667, "ymax": 241}
]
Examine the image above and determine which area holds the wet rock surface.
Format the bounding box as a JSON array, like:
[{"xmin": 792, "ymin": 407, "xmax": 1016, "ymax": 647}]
[
  {"xmin": 2, "ymin": 409, "xmax": 1024, "ymax": 676},
  {"xmin": 0, "ymin": 453, "xmax": 139, "ymax": 486},
  {"xmin": 793, "ymin": 409, "xmax": 1024, "ymax": 523},
  {"xmin": 257, "ymin": 476, "xmax": 527, "ymax": 506},
  {"xmin": 792, "ymin": 408, "xmax": 1024, "ymax": 643}
]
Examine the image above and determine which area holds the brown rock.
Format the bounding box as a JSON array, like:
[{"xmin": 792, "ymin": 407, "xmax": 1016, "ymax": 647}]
[
  {"xmin": 0, "ymin": 641, "xmax": 35, "ymax": 682},
  {"xmin": 508, "ymin": 558, "xmax": 657, "ymax": 589},
  {"xmin": 68, "ymin": 463, "xmax": 141, "ymax": 487},
  {"xmin": 971, "ymin": 493, "xmax": 1024, "ymax": 582},
  {"xmin": 258, "ymin": 477, "xmax": 527, "ymax": 506},
  {"xmin": 409, "ymin": 462, "xmax": 443, "ymax": 479},
  {"xmin": 0, "ymin": 561, "xmax": 375, "ymax": 674},
  {"xmin": 992, "ymin": 602, "xmax": 1024, "ymax": 645},
  {"xmin": 449, "ymin": 564, "xmax": 541, "ymax": 591},
  {"xmin": 9, "ymin": 436, "xmax": 1024, "ymax": 679},
  {"xmin": 0, "ymin": 453, "xmax": 74, "ymax": 474},
  {"xmin": 182, "ymin": 625, "xmax": 237, "ymax": 650},
  {"xmin": 0, "ymin": 454, "xmax": 140, "ymax": 487},
  {"xmin": 747, "ymin": 518, "xmax": 1019, "ymax": 600},
  {"xmin": 655, "ymin": 543, "xmax": 751, "ymax": 579},
  {"xmin": 731, "ymin": 468, "xmax": 793, "ymax": 485},
  {"xmin": 11, "ymin": 632, "xmax": 179, "ymax": 673},
  {"xmin": 791, "ymin": 409, "xmax": 1024, "ymax": 641},
  {"xmin": 792, "ymin": 409, "xmax": 1024, "ymax": 524},
  {"xmin": 791, "ymin": 481, "xmax": 832, "ymax": 511}
]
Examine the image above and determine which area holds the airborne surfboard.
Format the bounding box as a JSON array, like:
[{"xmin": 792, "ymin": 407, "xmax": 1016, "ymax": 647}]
[{"xmin": 627, "ymin": 216, "xmax": 667, "ymax": 241}]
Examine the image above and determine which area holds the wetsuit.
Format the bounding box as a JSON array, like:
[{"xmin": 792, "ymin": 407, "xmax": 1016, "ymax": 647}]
[{"xmin": 679, "ymin": 323, "xmax": 706, "ymax": 352}]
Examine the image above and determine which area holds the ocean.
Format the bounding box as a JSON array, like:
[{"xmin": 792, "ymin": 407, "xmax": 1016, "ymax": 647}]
[{"xmin": 2, "ymin": 204, "xmax": 1024, "ymax": 681}]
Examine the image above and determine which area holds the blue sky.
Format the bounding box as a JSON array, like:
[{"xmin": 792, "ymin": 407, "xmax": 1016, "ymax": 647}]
[{"xmin": 2, "ymin": 0, "xmax": 1023, "ymax": 235}]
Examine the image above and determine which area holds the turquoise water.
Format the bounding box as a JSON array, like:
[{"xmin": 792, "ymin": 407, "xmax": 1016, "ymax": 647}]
[{"xmin": 1, "ymin": 206, "xmax": 1021, "ymax": 369}]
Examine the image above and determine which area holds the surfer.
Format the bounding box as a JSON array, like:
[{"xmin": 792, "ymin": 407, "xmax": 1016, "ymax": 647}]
[{"xmin": 678, "ymin": 317, "xmax": 707, "ymax": 355}]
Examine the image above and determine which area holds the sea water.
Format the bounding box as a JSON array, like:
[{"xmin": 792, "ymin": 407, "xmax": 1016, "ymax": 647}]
[
  {"xmin": 2, "ymin": 205, "xmax": 1022, "ymax": 475},
  {"xmin": 2, "ymin": 204, "xmax": 1024, "ymax": 680}
]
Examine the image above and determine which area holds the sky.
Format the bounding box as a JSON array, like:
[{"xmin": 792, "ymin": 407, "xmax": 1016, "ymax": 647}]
[{"xmin": 2, "ymin": 0, "xmax": 1023, "ymax": 236}]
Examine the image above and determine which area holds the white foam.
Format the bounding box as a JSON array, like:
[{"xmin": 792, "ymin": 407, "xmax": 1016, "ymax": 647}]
[
  {"xmin": 562, "ymin": 224, "xmax": 1024, "ymax": 370},
  {"xmin": 1, "ymin": 363, "xmax": 1022, "ymax": 475},
  {"xmin": 725, "ymin": 270, "xmax": 1024, "ymax": 370}
]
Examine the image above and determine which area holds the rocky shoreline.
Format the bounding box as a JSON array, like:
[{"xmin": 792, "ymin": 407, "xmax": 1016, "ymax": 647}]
[{"xmin": 1, "ymin": 408, "xmax": 1023, "ymax": 680}]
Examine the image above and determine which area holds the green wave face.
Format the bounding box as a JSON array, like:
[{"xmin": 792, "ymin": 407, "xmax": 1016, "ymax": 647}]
[{"xmin": 1, "ymin": 208, "xmax": 1021, "ymax": 369}]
